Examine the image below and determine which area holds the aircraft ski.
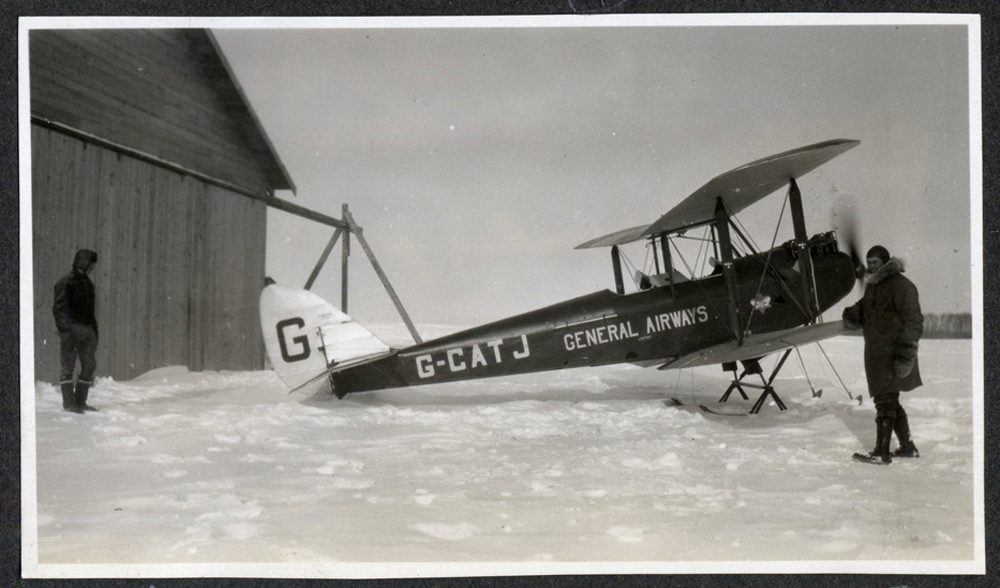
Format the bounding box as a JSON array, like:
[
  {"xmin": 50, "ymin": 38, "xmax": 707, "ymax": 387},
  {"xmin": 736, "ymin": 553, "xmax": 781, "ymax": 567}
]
[{"xmin": 261, "ymin": 139, "xmax": 862, "ymax": 409}]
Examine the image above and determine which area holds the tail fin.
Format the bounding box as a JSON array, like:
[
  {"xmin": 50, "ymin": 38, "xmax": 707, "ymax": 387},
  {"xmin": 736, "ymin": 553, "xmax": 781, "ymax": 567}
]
[{"xmin": 260, "ymin": 285, "xmax": 391, "ymax": 394}]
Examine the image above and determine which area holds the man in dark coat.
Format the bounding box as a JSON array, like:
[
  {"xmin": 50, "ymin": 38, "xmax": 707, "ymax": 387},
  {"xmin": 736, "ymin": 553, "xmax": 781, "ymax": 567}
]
[
  {"xmin": 53, "ymin": 249, "xmax": 99, "ymax": 413},
  {"xmin": 843, "ymin": 245, "xmax": 923, "ymax": 465}
]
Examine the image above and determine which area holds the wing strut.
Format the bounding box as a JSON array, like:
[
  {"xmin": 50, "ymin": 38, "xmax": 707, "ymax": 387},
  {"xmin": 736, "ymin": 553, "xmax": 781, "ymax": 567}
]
[
  {"xmin": 715, "ymin": 197, "xmax": 743, "ymax": 346},
  {"xmin": 611, "ymin": 245, "xmax": 625, "ymax": 295},
  {"xmin": 660, "ymin": 234, "xmax": 676, "ymax": 298},
  {"xmin": 789, "ymin": 178, "xmax": 818, "ymax": 322}
]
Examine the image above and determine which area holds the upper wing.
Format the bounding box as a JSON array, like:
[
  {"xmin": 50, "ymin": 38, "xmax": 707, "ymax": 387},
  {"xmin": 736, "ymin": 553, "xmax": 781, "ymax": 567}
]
[
  {"xmin": 575, "ymin": 225, "xmax": 649, "ymax": 250},
  {"xmin": 576, "ymin": 139, "xmax": 860, "ymax": 249},
  {"xmin": 655, "ymin": 320, "xmax": 849, "ymax": 370}
]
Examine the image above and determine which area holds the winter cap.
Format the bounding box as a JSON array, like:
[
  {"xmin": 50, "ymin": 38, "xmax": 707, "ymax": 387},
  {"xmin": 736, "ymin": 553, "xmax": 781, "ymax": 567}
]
[
  {"xmin": 866, "ymin": 245, "xmax": 890, "ymax": 264},
  {"xmin": 72, "ymin": 249, "xmax": 98, "ymax": 270}
]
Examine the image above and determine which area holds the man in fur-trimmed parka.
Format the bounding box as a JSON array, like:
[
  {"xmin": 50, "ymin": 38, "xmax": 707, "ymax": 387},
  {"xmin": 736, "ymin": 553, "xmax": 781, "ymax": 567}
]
[{"xmin": 842, "ymin": 245, "xmax": 923, "ymax": 465}]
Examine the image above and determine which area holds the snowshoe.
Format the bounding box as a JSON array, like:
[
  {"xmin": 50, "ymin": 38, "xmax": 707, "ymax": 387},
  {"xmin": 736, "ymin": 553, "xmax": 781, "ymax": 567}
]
[
  {"xmin": 853, "ymin": 416, "xmax": 895, "ymax": 465},
  {"xmin": 852, "ymin": 451, "xmax": 892, "ymax": 465}
]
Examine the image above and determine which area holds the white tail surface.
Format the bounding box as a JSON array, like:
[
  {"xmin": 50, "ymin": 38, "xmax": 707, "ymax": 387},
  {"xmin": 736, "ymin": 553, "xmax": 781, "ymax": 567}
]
[{"xmin": 260, "ymin": 285, "xmax": 391, "ymax": 394}]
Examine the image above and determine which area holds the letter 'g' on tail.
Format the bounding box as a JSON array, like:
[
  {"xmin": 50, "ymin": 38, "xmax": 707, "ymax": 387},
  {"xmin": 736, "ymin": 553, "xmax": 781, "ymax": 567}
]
[{"xmin": 259, "ymin": 285, "xmax": 390, "ymax": 395}]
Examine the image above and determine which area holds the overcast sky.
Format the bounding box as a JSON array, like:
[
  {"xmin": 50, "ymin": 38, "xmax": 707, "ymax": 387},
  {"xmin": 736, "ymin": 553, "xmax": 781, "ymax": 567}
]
[{"xmin": 213, "ymin": 18, "xmax": 974, "ymax": 329}]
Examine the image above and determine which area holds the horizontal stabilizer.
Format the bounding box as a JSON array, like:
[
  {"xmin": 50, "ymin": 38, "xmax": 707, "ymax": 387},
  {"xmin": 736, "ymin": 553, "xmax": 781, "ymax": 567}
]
[
  {"xmin": 657, "ymin": 320, "xmax": 849, "ymax": 370},
  {"xmin": 576, "ymin": 139, "xmax": 859, "ymax": 249}
]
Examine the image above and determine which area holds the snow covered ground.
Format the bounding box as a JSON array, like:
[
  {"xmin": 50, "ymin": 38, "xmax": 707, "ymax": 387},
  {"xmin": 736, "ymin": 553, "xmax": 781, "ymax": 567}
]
[{"xmin": 24, "ymin": 329, "xmax": 980, "ymax": 577}]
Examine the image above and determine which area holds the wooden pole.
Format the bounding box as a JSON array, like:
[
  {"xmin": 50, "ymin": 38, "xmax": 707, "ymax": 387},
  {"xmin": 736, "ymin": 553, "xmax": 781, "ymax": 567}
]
[
  {"xmin": 342, "ymin": 207, "xmax": 424, "ymax": 345},
  {"xmin": 265, "ymin": 194, "xmax": 350, "ymax": 230},
  {"xmin": 32, "ymin": 116, "xmax": 350, "ymax": 231},
  {"xmin": 304, "ymin": 228, "xmax": 343, "ymax": 291},
  {"xmin": 341, "ymin": 205, "xmax": 350, "ymax": 313}
]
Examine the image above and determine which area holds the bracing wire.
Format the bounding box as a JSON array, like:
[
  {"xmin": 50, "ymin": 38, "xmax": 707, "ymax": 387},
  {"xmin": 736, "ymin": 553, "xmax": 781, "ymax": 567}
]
[
  {"xmin": 792, "ymin": 345, "xmax": 819, "ymax": 397},
  {"xmin": 694, "ymin": 226, "xmax": 709, "ymax": 277},
  {"xmin": 670, "ymin": 237, "xmax": 738, "ymax": 340},
  {"xmin": 673, "ymin": 234, "xmax": 715, "ymax": 244},
  {"xmin": 816, "ymin": 341, "xmax": 857, "ymax": 402},
  {"xmin": 673, "ymin": 365, "xmax": 683, "ymax": 395},
  {"xmin": 744, "ymin": 189, "xmax": 790, "ymax": 336},
  {"xmin": 728, "ymin": 202, "xmax": 764, "ymax": 254},
  {"xmin": 670, "ymin": 236, "xmax": 699, "ymax": 281},
  {"xmin": 812, "ymin": 345, "xmax": 842, "ymax": 395},
  {"xmin": 737, "ymin": 184, "xmax": 823, "ymax": 326},
  {"xmin": 617, "ymin": 248, "xmax": 642, "ymax": 289}
]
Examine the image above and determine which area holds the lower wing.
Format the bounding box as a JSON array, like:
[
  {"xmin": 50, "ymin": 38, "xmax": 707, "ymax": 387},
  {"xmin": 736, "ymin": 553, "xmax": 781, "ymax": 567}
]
[{"xmin": 656, "ymin": 321, "xmax": 849, "ymax": 370}]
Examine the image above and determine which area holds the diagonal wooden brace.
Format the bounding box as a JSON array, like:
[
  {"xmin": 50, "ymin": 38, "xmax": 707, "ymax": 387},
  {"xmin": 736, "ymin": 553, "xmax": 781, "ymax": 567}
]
[
  {"xmin": 342, "ymin": 207, "xmax": 424, "ymax": 345},
  {"xmin": 304, "ymin": 228, "xmax": 344, "ymax": 291}
]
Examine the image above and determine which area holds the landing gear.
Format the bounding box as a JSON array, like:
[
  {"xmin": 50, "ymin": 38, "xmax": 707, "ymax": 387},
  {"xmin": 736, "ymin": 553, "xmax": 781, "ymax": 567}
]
[
  {"xmin": 719, "ymin": 350, "xmax": 793, "ymax": 414},
  {"xmin": 719, "ymin": 362, "xmax": 751, "ymax": 402}
]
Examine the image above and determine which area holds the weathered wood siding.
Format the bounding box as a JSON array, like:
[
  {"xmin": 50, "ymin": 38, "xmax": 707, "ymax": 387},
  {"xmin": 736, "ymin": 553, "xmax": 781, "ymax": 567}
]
[
  {"xmin": 32, "ymin": 124, "xmax": 267, "ymax": 381},
  {"xmin": 30, "ymin": 29, "xmax": 275, "ymax": 196}
]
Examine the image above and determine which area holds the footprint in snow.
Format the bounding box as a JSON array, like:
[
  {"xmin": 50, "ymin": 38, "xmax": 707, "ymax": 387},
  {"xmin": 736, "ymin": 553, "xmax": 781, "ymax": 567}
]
[
  {"xmin": 656, "ymin": 453, "xmax": 683, "ymax": 468},
  {"xmin": 224, "ymin": 522, "xmax": 261, "ymax": 541},
  {"xmin": 332, "ymin": 478, "xmax": 374, "ymax": 490},
  {"xmin": 414, "ymin": 493, "xmax": 437, "ymax": 505},
  {"xmin": 410, "ymin": 522, "xmax": 478, "ymax": 541},
  {"xmin": 109, "ymin": 435, "xmax": 147, "ymax": 447},
  {"xmin": 606, "ymin": 526, "xmax": 644, "ymax": 543},
  {"xmin": 818, "ymin": 539, "xmax": 858, "ymax": 553}
]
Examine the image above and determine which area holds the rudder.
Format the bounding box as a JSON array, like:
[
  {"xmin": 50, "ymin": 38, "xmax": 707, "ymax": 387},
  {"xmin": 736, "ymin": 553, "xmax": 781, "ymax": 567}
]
[{"xmin": 259, "ymin": 285, "xmax": 391, "ymax": 395}]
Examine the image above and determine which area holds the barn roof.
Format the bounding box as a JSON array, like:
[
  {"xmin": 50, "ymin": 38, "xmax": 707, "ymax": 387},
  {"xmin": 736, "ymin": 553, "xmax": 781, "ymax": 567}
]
[{"xmin": 193, "ymin": 29, "xmax": 296, "ymax": 194}]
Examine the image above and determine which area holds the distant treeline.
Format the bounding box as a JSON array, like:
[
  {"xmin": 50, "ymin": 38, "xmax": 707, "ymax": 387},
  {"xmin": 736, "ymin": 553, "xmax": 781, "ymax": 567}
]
[
  {"xmin": 922, "ymin": 313, "xmax": 973, "ymax": 339},
  {"xmin": 841, "ymin": 312, "xmax": 972, "ymax": 339}
]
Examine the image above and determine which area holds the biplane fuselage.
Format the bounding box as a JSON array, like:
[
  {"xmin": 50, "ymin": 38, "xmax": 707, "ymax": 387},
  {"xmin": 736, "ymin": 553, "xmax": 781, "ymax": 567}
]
[
  {"xmin": 261, "ymin": 139, "xmax": 863, "ymax": 403},
  {"xmin": 330, "ymin": 234, "xmax": 856, "ymax": 394}
]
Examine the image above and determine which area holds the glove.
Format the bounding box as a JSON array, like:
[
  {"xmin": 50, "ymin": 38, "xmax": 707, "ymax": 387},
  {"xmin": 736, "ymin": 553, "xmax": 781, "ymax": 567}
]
[
  {"xmin": 894, "ymin": 356, "xmax": 915, "ymax": 378},
  {"xmin": 842, "ymin": 306, "xmax": 861, "ymax": 330},
  {"xmin": 894, "ymin": 342, "xmax": 918, "ymax": 378}
]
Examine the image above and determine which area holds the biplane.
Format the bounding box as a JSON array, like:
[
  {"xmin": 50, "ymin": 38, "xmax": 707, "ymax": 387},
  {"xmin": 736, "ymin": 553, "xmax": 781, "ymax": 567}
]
[{"xmin": 260, "ymin": 139, "xmax": 862, "ymax": 413}]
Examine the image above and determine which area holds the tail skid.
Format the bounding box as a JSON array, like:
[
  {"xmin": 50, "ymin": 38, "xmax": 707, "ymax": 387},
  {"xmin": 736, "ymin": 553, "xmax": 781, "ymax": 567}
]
[{"xmin": 260, "ymin": 285, "xmax": 394, "ymax": 396}]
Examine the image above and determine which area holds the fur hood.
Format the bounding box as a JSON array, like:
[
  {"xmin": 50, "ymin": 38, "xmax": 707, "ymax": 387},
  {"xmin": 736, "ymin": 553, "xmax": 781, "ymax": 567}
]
[{"xmin": 865, "ymin": 257, "xmax": 906, "ymax": 287}]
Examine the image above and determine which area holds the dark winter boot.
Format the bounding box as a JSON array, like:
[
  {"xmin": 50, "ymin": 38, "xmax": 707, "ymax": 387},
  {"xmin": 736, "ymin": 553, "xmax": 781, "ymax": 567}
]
[
  {"xmin": 74, "ymin": 381, "xmax": 98, "ymax": 412},
  {"xmin": 892, "ymin": 411, "xmax": 919, "ymax": 458},
  {"xmin": 61, "ymin": 382, "xmax": 83, "ymax": 414},
  {"xmin": 853, "ymin": 417, "xmax": 894, "ymax": 465}
]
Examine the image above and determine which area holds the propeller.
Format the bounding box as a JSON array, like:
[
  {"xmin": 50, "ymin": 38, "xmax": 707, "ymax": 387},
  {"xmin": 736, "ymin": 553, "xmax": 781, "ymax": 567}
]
[{"xmin": 831, "ymin": 196, "xmax": 866, "ymax": 289}]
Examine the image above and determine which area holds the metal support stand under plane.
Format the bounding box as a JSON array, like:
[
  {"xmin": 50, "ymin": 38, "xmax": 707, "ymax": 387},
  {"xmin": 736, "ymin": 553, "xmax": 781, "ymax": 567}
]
[{"xmin": 718, "ymin": 351, "xmax": 793, "ymax": 413}]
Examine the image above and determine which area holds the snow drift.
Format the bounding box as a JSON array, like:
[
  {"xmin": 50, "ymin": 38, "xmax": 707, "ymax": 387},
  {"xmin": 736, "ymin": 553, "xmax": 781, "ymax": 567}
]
[{"xmin": 24, "ymin": 329, "xmax": 980, "ymax": 577}]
